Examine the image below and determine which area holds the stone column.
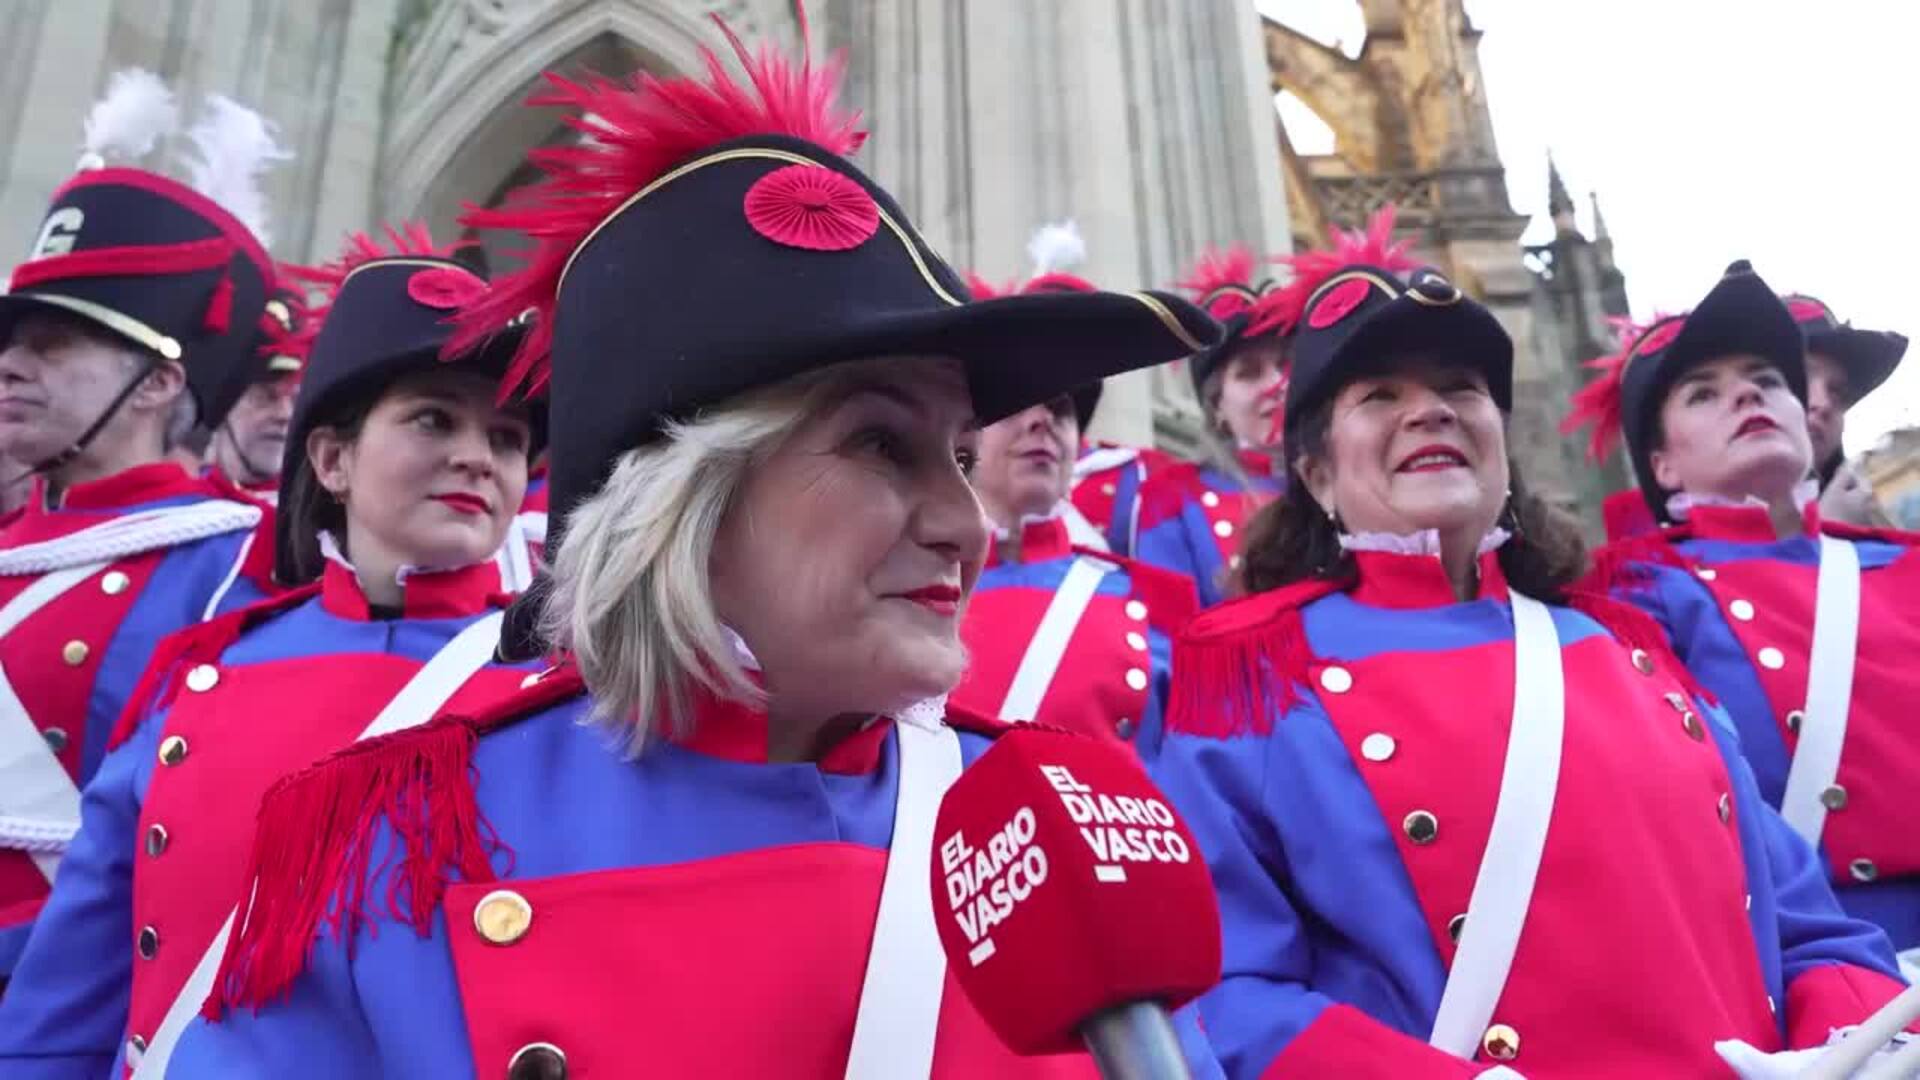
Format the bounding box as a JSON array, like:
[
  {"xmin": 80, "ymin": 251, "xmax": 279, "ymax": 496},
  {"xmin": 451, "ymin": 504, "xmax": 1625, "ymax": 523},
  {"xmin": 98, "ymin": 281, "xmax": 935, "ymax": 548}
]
[{"xmin": 0, "ymin": 0, "xmax": 113, "ymax": 241}]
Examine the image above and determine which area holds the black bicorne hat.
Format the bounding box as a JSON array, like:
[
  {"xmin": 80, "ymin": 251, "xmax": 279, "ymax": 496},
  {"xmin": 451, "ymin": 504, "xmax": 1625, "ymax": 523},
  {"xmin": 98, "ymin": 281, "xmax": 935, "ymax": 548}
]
[
  {"xmin": 275, "ymin": 230, "xmax": 544, "ymax": 585},
  {"xmin": 1566, "ymin": 260, "xmax": 1804, "ymax": 522},
  {"xmin": 452, "ymin": 20, "xmax": 1220, "ymax": 552},
  {"xmin": 1783, "ymin": 293, "xmax": 1907, "ymax": 405},
  {"xmin": 0, "ymin": 167, "xmax": 273, "ymax": 427},
  {"xmin": 1278, "ymin": 207, "xmax": 1513, "ymax": 463},
  {"xmin": 1175, "ymin": 247, "xmax": 1293, "ymax": 401},
  {"xmin": 967, "ymin": 263, "xmax": 1107, "ymax": 429}
]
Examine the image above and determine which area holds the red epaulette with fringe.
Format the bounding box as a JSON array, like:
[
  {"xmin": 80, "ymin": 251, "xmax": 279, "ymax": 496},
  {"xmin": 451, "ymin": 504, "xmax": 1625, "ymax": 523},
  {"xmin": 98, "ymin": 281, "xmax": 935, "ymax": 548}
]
[
  {"xmin": 208, "ymin": 661, "xmax": 586, "ymax": 1018},
  {"xmin": 1071, "ymin": 545, "xmax": 1201, "ymax": 638},
  {"xmin": 1564, "ymin": 587, "xmax": 1716, "ymax": 706},
  {"xmin": 108, "ymin": 583, "xmax": 321, "ymax": 751},
  {"xmin": 1581, "ymin": 524, "xmax": 1695, "ymax": 594},
  {"xmin": 1167, "ymin": 577, "xmax": 1345, "ymax": 739},
  {"xmin": 1822, "ymin": 519, "xmax": 1920, "ymax": 549}
]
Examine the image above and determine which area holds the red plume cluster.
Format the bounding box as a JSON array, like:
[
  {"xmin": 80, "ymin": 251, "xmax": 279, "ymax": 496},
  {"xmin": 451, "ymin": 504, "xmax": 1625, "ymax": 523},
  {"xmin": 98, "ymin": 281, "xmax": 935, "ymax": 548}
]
[
  {"xmin": 1561, "ymin": 314, "xmax": 1683, "ymax": 461},
  {"xmin": 1176, "ymin": 246, "xmax": 1293, "ymax": 334},
  {"xmin": 1272, "ymin": 204, "xmax": 1420, "ymax": 329},
  {"xmin": 284, "ymin": 223, "xmax": 468, "ymax": 358},
  {"xmin": 447, "ymin": 11, "xmax": 866, "ymax": 401}
]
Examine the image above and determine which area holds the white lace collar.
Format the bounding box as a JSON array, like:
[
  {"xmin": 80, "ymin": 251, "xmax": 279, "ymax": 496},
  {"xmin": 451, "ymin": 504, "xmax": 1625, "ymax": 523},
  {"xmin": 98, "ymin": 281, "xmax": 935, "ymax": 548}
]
[
  {"xmin": 1338, "ymin": 527, "xmax": 1512, "ymax": 557},
  {"xmin": 1665, "ymin": 479, "xmax": 1819, "ymax": 522}
]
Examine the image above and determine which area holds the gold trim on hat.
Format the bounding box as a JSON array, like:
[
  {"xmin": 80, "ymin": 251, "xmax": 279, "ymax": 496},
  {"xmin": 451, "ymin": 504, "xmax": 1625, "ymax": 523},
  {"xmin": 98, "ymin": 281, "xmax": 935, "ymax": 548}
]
[
  {"xmin": 559, "ymin": 147, "xmax": 963, "ymax": 308},
  {"xmin": 266, "ymin": 354, "xmax": 301, "ymax": 373},
  {"xmin": 1127, "ymin": 291, "xmax": 1208, "ymax": 353},
  {"xmin": 340, "ymin": 257, "xmax": 468, "ymax": 287},
  {"xmin": 13, "ymin": 293, "xmax": 182, "ymax": 360},
  {"xmin": 1302, "ymin": 269, "xmax": 1401, "ymax": 312}
]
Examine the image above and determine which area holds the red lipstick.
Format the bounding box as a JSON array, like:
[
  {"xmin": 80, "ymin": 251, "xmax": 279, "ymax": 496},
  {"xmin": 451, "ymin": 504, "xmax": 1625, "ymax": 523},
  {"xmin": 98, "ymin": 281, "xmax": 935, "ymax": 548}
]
[
  {"xmin": 897, "ymin": 584, "xmax": 962, "ymax": 616},
  {"xmin": 432, "ymin": 493, "xmax": 491, "ymax": 516}
]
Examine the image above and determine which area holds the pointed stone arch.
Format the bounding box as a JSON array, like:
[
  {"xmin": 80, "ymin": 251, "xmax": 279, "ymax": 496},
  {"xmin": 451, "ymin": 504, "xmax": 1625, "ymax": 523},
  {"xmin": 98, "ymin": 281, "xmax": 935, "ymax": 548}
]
[{"xmin": 379, "ymin": 1, "xmax": 762, "ymax": 256}]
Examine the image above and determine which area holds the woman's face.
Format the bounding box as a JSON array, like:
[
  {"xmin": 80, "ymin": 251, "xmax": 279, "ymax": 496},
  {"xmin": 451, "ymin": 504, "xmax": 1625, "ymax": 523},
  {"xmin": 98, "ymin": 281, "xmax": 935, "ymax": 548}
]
[
  {"xmin": 1299, "ymin": 359, "xmax": 1509, "ymax": 544},
  {"xmin": 310, "ymin": 367, "xmax": 532, "ymax": 575},
  {"xmin": 1211, "ymin": 339, "xmax": 1289, "ymax": 450},
  {"xmin": 1649, "ymin": 353, "xmax": 1811, "ymax": 505},
  {"xmin": 972, "ymin": 396, "xmax": 1077, "ymax": 527},
  {"xmin": 710, "ymin": 357, "xmax": 989, "ymax": 720}
]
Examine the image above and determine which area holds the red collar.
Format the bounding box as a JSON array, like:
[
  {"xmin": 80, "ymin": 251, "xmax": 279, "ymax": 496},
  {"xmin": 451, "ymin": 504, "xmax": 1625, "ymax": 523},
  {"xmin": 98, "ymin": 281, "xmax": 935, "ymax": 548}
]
[
  {"xmin": 31, "ymin": 462, "xmax": 208, "ymax": 514},
  {"xmin": 1348, "ymin": 549, "xmax": 1510, "ymax": 609},
  {"xmin": 1236, "ymin": 448, "xmax": 1279, "ymax": 478},
  {"xmin": 1681, "ymin": 500, "xmax": 1820, "ymax": 543},
  {"xmin": 671, "ymin": 687, "xmax": 891, "ymax": 775},
  {"xmin": 318, "ymin": 558, "xmax": 507, "ymax": 621},
  {"xmin": 989, "ymin": 513, "xmax": 1075, "ymax": 568}
]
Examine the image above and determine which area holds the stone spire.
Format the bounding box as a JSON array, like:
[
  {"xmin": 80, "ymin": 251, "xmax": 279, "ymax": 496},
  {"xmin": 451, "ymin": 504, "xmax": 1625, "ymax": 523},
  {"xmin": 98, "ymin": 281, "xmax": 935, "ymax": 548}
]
[
  {"xmin": 1589, "ymin": 189, "xmax": 1611, "ymax": 241},
  {"xmin": 1547, "ymin": 152, "xmax": 1576, "ymax": 234}
]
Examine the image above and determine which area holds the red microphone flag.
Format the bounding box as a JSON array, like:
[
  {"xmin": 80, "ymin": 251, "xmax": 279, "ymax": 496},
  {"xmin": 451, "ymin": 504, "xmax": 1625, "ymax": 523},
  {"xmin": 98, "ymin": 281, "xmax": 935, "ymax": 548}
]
[{"xmin": 929, "ymin": 726, "xmax": 1222, "ymax": 1056}]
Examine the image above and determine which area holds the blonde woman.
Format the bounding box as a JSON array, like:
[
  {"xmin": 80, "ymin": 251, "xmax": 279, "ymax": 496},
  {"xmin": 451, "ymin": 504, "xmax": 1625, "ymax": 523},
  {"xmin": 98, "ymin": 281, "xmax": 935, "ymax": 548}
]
[{"xmin": 169, "ymin": 20, "xmax": 1223, "ymax": 1077}]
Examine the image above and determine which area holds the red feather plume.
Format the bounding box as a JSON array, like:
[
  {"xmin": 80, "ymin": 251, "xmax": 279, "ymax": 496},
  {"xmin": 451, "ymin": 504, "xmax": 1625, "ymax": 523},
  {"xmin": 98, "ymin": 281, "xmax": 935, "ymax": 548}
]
[
  {"xmin": 965, "ymin": 272, "xmax": 1014, "ymax": 300},
  {"xmin": 447, "ymin": 11, "xmax": 866, "ymax": 402},
  {"xmin": 284, "ymin": 223, "xmax": 470, "ymax": 359},
  {"xmin": 1273, "ymin": 204, "xmax": 1421, "ymax": 324},
  {"xmin": 1175, "ymin": 245, "xmax": 1297, "ymax": 339},
  {"xmin": 1561, "ymin": 314, "xmax": 1680, "ymax": 461}
]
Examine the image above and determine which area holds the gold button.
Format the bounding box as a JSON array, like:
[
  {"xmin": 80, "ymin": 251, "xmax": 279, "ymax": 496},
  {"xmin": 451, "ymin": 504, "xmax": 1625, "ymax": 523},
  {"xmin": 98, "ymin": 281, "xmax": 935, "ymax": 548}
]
[
  {"xmin": 127, "ymin": 1034, "xmax": 147, "ymax": 1062},
  {"xmin": 1403, "ymin": 810, "xmax": 1438, "ymax": 845},
  {"xmin": 1663, "ymin": 691, "xmax": 1687, "ymax": 712},
  {"xmin": 1124, "ymin": 668, "xmax": 1149, "ymax": 692},
  {"xmin": 507, "ymin": 1041, "xmax": 567, "ymax": 1080},
  {"xmin": 42, "ymin": 726, "xmax": 68, "ymax": 753},
  {"xmin": 1447, "ymin": 913, "xmax": 1467, "ymax": 944},
  {"xmin": 1757, "ymin": 647, "xmax": 1785, "ymax": 670},
  {"xmin": 1115, "ymin": 717, "xmax": 1137, "ymax": 740},
  {"xmin": 1695, "ymin": 567, "xmax": 1718, "ymax": 581},
  {"xmin": 1682, "ymin": 710, "xmax": 1704, "ymax": 741},
  {"xmin": 473, "ymin": 889, "xmax": 533, "ymax": 945},
  {"xmin": 1728, "ymin": 599, "xmax": 1755, "ymax": 621},
  {"xmin": 61, "ymin": 640, "xmax": 89, "ymax": 665},
  {"xmin": 1717, "ymin": 792, "xmax": 1733, "ymax": 825},
  {"xmin": 1229, "ymin": 554, "xmax": 1243, "ymax": 570},
  {"xmin": 1125, "ymin": 631, "xmax": 1147, "ymax": 652},
  {"xmin": 137, "ymin": 925, "xmax": 159, "ymax": 960},
  {"xmin": 1785, "ymin": 710, "xmax": 1804, "ymax": 734},
  {"xmin": 1360, "ymin": 733, "xmax": 1396, "ymax": 762},
  {"xmin": 1851, "ymin": 858, "xmax": 1879, "ymax": 882},
  {"xmin": 184, "ymin": 664, "xmax": 220, "ymax": 692},
  {"xmin": 1319, "ymin": 666, "xmax": 1354, "ymax": 694},
  {"xmin": 1482, "ymin": 1023, "xmax": 1520, "ymax": 1061},
  {"xmin": 1101, "ymin": 482, "xmax": 1116, "ymax": 496},
  {"xmin": 145, "ymin": 823, "xmax": 169, "ymax": 857},
  {"xmin": 1630, "ymin": 648, "xmax": 1654, "ymax": 676},
  {"xmin": 1124, "ymin": 600, "xmax": 1147, "ymax": 621},
  {"xmin": 1820, "ymin": 785, "xmax": 1848, "ymax": 811},
  {"xmin": 157, "ymin": 735, "xmax": 188, "ymax": 767},
  {"xmin": 1212, "ymin": 519, "xmax": 1234, "ymax": 538},
  {"xmin": 1201, "ymin": 491, "xmax": 1220, "ymax": 508},
  {"xmin": 101, "ymin": 571, "xmax": 131, "ymax": 595}
]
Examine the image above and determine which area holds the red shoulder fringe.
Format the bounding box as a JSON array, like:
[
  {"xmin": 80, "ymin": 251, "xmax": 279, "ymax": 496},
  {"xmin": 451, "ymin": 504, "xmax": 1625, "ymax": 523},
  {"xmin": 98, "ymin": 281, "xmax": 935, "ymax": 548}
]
[
  {"xmin": 1564, "ymin": 588, "xmax": 1716, "ymax": 707},
  {"xmin": 1167, "ymin": 578, "xmax": 1344, "ymax": 738},
  {"xmin": 107, "ymin": 584, "xmax": 319, "ymax": 751},
  {"xmin": 1580, "ymin": 526, "xmax": 1694, "ymax": 595},
  {"xmin": 208, "ymin": 663, "xmax": 586, "ymax": 1018}
]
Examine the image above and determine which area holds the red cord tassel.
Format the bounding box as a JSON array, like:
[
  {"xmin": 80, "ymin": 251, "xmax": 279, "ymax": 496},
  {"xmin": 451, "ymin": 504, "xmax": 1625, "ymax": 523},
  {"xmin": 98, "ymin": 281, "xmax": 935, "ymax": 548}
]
[
  {"xmin": 203, "ymin": 268, "xmax": 234, "ymax": 334},
  {"xmin": 207, "ymin": 718, "xmax": 503, "ymax": 1017}
]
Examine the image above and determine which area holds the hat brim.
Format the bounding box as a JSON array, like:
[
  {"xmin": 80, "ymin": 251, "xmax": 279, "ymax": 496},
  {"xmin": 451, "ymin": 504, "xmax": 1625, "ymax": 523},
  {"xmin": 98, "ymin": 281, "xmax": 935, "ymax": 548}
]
[
  {"xmin": 1306, "ymin": 298, "xmax": 1515, "ymax": 415},
  {"xmin": 1808, "ymin": 327, "xmax": 1907, "ymax": 403},
  {"xmin": 0, "ymin": 292, "xmax": 164, "ymax": 360},
  {"xmin": 1070, "ymin": 381, "xmax": 1103, "ymax": 430}
]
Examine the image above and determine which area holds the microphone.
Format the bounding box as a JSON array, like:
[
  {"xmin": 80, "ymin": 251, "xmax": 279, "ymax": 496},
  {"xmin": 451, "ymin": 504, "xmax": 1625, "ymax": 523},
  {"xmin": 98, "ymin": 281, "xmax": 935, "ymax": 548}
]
[{"xmin": 929, "ymin": 725, "xmax": 1222, "ymax": 1079}]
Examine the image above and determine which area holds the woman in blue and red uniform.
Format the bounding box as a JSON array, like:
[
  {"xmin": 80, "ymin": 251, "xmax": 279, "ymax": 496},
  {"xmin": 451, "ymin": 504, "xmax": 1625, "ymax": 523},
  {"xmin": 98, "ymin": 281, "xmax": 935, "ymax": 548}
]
[
  {"xmin": 952, "ymin": 381, "xmax": 1196, "ymax": 753},
  {"xmin": 1570, "ymin": 263, "xmax": 1920, "ymax": 970},
  {"xmin": 1153, "ymin": 218, "xmax": 1913, "ymax": 1077},
  {"xmin": 162, "ymin": 23, "xmax": 1223, "ymax": 1077},
  {"xmin": 1131, "ymin": 243, "xmax": 1296, "ymax": 605},
  {"xmin": 0, "ymin": 226, "xmax": 544, "ymax": 1076}
]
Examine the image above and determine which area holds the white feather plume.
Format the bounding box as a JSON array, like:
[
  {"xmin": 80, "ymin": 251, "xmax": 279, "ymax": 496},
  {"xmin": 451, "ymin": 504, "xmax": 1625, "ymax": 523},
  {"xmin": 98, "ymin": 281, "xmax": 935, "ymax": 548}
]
[
  {"xmin": 1025, "ymin": 219, "xmax": 1087, "ymax": 280},
  {"xmin": 78, "ymin": 68, "xmax": 179, "ymax": 170},
  {"xmin": 181, "ymin": 94, "xmax": 291, "ymax": 246}
]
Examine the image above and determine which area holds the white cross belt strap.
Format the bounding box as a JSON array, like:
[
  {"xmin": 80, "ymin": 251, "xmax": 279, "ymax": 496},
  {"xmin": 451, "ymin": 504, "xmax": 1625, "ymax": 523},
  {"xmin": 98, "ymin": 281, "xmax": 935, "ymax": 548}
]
[
  {"xmin": 0, "ymin": 560, "xmax": 113, "ymax": 879},
  {"xmin": 998, "ymin": 556, "xmax": 1112, "ymax": 723},
  {"xmin": 132, "ymin": 610, "xmax": 507, "ymax": 1079},
  {"xmin": 1780, "ymin": 534, "xmax": 1862, "ymax": 849},
  {"xmin": 0, "ymin": 500, "xmax": 261, "ymax": 576},
  {"xmin": 1429, "ymin": 591, "xmax": 1566, "ymax": 1059},
  {"xmin": 844, "ymin": 711, "xmax": 965, "ymax": 1080}
]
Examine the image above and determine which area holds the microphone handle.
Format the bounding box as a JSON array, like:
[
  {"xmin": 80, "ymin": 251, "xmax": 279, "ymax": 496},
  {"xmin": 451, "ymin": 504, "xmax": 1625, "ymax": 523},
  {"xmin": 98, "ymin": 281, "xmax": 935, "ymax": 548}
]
[{"xmin": 1080, "ymin": 1001, "xmax": 1193, "ymax": 1080}]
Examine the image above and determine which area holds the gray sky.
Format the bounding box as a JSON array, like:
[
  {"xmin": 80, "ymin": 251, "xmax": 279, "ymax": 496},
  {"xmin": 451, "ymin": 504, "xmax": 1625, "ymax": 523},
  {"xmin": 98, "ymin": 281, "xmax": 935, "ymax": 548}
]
[{"xmin": 1259, "ymin": 0, "xmax": 1917, "ymax": 454}]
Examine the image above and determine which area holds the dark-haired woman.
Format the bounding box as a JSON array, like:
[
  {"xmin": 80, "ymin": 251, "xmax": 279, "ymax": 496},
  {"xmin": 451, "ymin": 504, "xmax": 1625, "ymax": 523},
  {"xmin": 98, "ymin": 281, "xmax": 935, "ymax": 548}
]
[
  {"xmin": 0, "ymin": 229, "xmax": 542, "ymax": 1076},
  {"xmin": 1130, "ymin": 247, "xmax": 1291, "ymax": 606},
  {"xmin": 1152, "ymin": 220, "xmax": 1912, "ymax": 1078},
  {"xmin": 1573, "ymin": 265, "xmax": 1920, "ymax": 973}
]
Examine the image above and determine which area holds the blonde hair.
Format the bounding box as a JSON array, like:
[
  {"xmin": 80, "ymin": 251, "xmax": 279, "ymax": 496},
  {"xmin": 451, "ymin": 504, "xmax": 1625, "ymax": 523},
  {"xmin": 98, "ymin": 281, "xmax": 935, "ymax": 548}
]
[{"xmin": 544, "ymin": 360, "xmax": 896, "ymax": 755}]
